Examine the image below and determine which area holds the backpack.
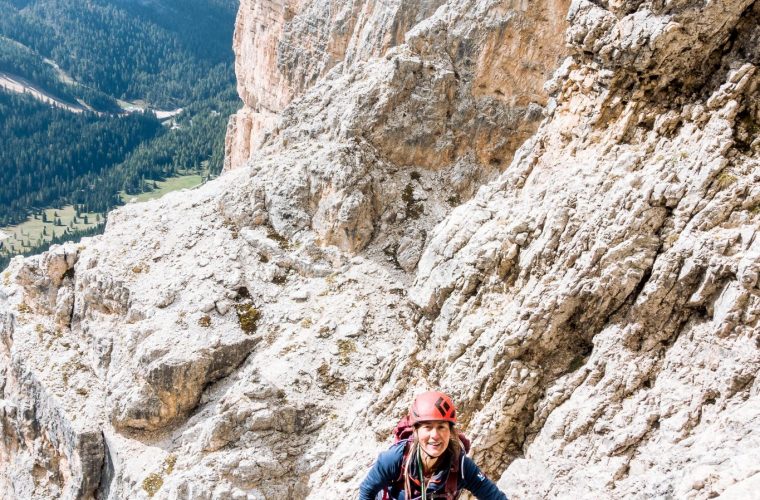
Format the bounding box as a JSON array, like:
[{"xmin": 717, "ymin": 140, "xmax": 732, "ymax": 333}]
[{"xmin": 382, "ymin": 415, "xmax": 472, "ymax": 500}]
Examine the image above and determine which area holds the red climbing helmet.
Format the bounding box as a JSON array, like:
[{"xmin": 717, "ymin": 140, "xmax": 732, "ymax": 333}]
[{"xmin": 409, "ymin": 391, "xmax": 457, "ymax": 425}]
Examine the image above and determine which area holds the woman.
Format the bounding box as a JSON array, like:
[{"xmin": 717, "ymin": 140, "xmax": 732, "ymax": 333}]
[{"xmin": 359, "ymin": 391, "xmax": 508, "ymax": 499}]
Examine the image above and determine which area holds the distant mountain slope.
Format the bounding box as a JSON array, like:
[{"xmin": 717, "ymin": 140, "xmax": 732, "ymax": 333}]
[
  {"xmin": 0, "ymin": 91, "xmax": 163, "ymax": 222},
  {"xmin": 0, "ymin": 0, "xmax": 240, "ymax": 265},
  {"xmin": 0, "ymin": 34, "xmax": 120, "ymax": 112},
  {"xmin": 0, "ymin": 0, "xmax": 237, "ymax": 107}
]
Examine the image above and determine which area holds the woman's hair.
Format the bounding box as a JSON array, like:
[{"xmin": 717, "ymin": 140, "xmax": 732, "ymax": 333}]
[{"xmin": 402, "ymin": 423, "xmax": 463, "ymax": 498}]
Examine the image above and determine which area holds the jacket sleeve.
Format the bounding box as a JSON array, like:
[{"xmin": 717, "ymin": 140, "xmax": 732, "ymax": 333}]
[
  {"xmin": 358, "ymin": 444, "xmax": 404, "ymax": 500},
  {"xmin": 460, "ymin": 455, "xmax": 509, "ymax": 500}
]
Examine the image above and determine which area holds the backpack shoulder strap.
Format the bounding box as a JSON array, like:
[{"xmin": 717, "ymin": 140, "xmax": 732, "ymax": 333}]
[
  {"xmin": 444, "ymin": 450, "xmax": 463, "ymax": 499},
  {"xmin": 397, "ymin": 440, "xmax": 411, "ymax": 482},
  {"xmin": 384, "ymin": 440, "xmax": 412, "ymax": 499}
]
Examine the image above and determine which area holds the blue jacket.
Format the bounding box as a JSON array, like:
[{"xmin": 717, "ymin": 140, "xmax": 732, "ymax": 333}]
[{"xmin": 358, "ymin": 441, "xmax": 508, "ymax": 500}]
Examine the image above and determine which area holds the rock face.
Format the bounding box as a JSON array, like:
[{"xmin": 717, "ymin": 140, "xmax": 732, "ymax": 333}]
[
  {"xmin": 224, "ymin": 0, "xmax": 567, "ymax": 172},
  {"xmin": 2, "ymin": 0, "xmax": 759, "ymax": 499},
  {"xmin": 224, "ymin": 0, "xmax": 449, "ymax": 170}
]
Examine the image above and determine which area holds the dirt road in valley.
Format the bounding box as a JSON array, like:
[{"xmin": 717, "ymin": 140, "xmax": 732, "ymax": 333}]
[{"xmin": 0, "ymin": 71, "xmax": 85, "ymax": 113}]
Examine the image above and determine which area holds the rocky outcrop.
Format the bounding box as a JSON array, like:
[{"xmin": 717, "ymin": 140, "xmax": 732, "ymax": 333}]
[
  {"xmin": 224, "ymin": 0, "xmax": 568, "ymax": 173},
  {"xmin": 227, "ymin": 0, "xmax": 570, "ymax": 259},
  {"xmin": 1, "ymin": 245, "xmax": 104, "ymax": 498},
  {"xmin": 409, "ymin": 0, "xmax": 760, "ymax": 496},
  {"xmin": 1, "ymin": 0, "xmax": 759, "ymax": 499},
  {"xmin": 224, "ymin": 0, "xmax": 449, "ymax": 170}
]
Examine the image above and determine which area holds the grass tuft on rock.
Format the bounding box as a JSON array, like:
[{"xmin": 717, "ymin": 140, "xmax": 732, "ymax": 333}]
[
  {"xmin": 337, "ymin": 339, "xmax": 357, "ymax": 365},
  {"xmin": 402, "ymin": 183, "xmax": 423, "ymax": 219},
  {"xmin": 236, "ymin": 303, "xmax": 260, "ymax": 334},
  {"xmin": 266, "ymin": 227, "xmax": 290, "ymax": 249},
  {"xmin": 164, "ymin": 454, "xmax": 177, "ymax": 475}
]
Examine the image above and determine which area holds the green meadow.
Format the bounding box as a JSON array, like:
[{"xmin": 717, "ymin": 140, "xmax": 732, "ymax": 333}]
[
  {"xmin": 1, "ymin": 173, "xmax": 204, "ymax": 264},
  {"xmin": 120, "ymin": 173, "xmax": 203, "ymax": 203},
  {"xmin": 0, "ymin": 205, "xmax": 101, "ymax": 255}
]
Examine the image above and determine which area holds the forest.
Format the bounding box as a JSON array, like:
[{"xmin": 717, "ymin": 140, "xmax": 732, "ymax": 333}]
[
  {"xmin": 0, "ymin": 0, "xmax": 237, "ymax": 106},
  {"xmin": 0, "ymin": 35, "xmax": 120, "ymax": 112},
  {"xmin": 0, "ymin": 92, "xmax": 163, "ymax": 226},
  {"xmin": 0, "ymin": 0, "xmax": 240, "ymax": 268},
  {"xmin": 0, "ymin": 79, "xmax": 237, "ymax": 227}
]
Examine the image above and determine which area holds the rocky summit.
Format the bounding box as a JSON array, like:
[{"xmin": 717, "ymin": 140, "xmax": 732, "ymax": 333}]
[{"xmin": 2, "ymin": 0, "xmax": 759, "ymax": 498}]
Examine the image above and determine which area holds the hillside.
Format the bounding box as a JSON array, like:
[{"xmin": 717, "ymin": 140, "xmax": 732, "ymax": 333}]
[
  {"xmin": 0, "ymin": 0, "xmax": 237, "ymax": 106},
  {"xmin": 1, "ymin": 0, "xmax": 759, "ymax": 499},
  {"xmin": 0, "ymin": 0, "xmax": 240, "ymax": 267}
]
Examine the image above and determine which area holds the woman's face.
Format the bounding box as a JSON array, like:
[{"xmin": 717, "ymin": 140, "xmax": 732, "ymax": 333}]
[{"xmin": 415, "ymin": 421, "xmax": 451, "ymax": 458}]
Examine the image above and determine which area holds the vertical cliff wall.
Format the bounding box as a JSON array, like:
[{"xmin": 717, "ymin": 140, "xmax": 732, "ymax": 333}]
[
  {"xmin": 1, "ymin": 0, "xmax": 759, "ymax": 499},
  {"xmin": 224, "ymin": 0, "xmax": 449, "ymax": 170},
  {"xmin": 224, "ymin": 0, "xmax": 568, "ymax": 173}
]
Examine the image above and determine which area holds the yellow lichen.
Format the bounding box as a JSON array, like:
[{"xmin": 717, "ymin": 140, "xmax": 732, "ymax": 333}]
[
  {"xmin": 132, "ymin": 263, "xmax": 149, "ymax": 274},
  {"xmin": 140, "ymin": 454, "xmax": 176, "ymax": 497},
  {"xmin": 164, "ymin": 454, "xmax": 177, "ymax": 475},
  {"xmin": 142, "ymin": 473, "xmax": 163, "ymax": 497},
  {"xmin": 337, "ymin": 339, "xmax": 357, "ymax": 365},
  {"xmin": 716, "ymin": 172, "xmax": 737, "ymax": 189},
  {"xmin": 17, "ymin": 302, "xmax": 31, "ymax": 314}
]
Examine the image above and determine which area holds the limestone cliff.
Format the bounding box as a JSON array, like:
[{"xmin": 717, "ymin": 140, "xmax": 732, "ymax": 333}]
[
  {"xmin": 224, "ymin": 0, "xmax": 567, "ymax": 172},
  {"xmin": 1, "ymin": 0, "xmax": 759, "ymax": 499},
  {"xmin": 224, "ymin": 0, "xmax": 448, "ymax": 171}
]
